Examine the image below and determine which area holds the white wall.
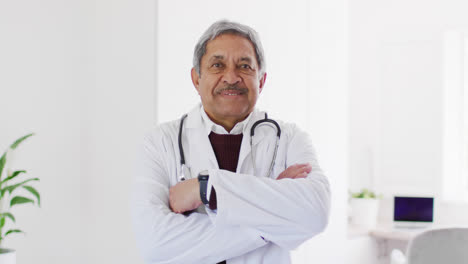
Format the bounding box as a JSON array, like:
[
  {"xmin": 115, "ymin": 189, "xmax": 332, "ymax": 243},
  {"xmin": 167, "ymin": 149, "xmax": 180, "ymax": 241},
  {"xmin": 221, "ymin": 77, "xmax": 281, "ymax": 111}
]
[
  {"xmin": 0, "ymin": 1, "xmax": 90, "ymax": 263},
  {"xmin": 157, "ymin": 1, "xmax": 348, "ymax": 263},
  {"xmin": 301, "ymin": 1, "xmax": 348, "ymax": 263},
  {"xmin": 0, "ymin": 0, "xmax": 154, "ymax": 263},
  {"xmin": 347, "ymin": 3, "xmax": 468, "ymax": 263},
  {"xmin": 349, "ymin": 0, "xmax": 468, "ymax": 197},
  {"xmin": 85, "ymin": 0, "xmax": 155, "ymax": 263}
]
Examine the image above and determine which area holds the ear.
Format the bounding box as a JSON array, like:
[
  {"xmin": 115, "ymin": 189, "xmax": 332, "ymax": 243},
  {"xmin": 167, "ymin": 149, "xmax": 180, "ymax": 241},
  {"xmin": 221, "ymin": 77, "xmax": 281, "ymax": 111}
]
[
  {"xmin": 258, "ymin": 72, "xmax": 267, "ymax": 94},
  {"xmin": 191, "ymin": 68, "xmax": 200, "ymax": 93}
]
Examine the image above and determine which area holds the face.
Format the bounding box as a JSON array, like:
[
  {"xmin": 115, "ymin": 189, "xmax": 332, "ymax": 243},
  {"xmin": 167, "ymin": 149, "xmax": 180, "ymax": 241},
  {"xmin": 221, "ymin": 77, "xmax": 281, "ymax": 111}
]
[{"xmin": 191, "ymin": 34, "xmax": 266, "ymax": 127}]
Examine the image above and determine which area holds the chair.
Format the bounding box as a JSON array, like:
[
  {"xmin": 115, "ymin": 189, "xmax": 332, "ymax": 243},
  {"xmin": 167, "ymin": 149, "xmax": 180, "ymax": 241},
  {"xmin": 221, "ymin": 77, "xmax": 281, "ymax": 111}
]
[{"xmin": 390, "ymin": 227, "xmax": 468, "ymax": 264}]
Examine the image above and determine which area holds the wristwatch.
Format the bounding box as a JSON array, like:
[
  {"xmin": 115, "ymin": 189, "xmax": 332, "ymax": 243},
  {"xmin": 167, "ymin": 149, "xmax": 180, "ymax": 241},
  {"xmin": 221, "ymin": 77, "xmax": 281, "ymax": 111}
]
[{"xmin": 198, "ymin": 170, "xmax": 210, "ymax": 205}]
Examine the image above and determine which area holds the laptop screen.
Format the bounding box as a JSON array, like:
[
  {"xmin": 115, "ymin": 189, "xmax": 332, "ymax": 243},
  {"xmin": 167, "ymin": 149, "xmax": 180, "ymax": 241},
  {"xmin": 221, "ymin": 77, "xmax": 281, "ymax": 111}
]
[{"xmin": 394, "ymin": 196, "xmax": 434, "ymax": 222}]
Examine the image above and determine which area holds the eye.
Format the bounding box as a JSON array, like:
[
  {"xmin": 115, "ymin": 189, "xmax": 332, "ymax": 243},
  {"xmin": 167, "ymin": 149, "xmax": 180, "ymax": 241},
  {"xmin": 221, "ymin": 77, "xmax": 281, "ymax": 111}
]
[
  {"xmin": 240, "ymin": 64, "xmax": 252, "ymax": 69},
  {"xmin": 212, "ymin": 63, "xmax": 222, "ymax": 68}
]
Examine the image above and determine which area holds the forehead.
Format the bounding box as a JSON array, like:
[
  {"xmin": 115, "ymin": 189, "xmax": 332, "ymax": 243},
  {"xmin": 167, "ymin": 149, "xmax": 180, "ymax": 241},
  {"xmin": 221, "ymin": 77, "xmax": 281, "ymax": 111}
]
[{"xmin": 203, "ymin": 34, "xmax": 257, "ymax": 62}]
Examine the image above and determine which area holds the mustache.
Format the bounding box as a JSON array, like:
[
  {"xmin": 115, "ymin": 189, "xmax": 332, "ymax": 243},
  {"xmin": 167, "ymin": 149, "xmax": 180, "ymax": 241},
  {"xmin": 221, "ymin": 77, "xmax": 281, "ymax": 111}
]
[{"xmin": 215, "ymin": 85, "xmax": 248, "ymax": 94}]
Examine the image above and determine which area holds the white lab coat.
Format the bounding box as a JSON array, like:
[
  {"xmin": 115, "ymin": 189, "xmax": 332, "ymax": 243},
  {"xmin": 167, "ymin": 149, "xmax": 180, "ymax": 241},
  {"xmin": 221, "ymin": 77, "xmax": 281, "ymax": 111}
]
[{"xmin": 131, "ymin": 105, "xmax": 331, "ymax": 264}]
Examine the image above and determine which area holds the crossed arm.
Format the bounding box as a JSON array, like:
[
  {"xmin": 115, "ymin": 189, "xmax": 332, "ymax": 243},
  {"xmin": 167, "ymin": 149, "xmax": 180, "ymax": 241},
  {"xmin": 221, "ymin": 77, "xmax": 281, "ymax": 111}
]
[
  {"xmin": 169, "ymin": 163, "xmax": 313, "ymax": 213},
  {"xmin": 132, "ymin": 128, "xmax": 330, "ymax": 263}
]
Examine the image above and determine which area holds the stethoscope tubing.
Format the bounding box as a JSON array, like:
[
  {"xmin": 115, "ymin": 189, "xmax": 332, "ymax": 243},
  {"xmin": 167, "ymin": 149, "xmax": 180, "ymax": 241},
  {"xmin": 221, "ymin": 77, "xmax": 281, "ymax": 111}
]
[
  {"xmin": 178, "ymin": 114, "xmax": 188, "ymax": 181},
  {"xmin": 178, "ymin": 112, "xmax": 281, "ymax": 181},
  {"xmin": 250, "ymin": 113, "xmax": 281, "ymax": 138}
]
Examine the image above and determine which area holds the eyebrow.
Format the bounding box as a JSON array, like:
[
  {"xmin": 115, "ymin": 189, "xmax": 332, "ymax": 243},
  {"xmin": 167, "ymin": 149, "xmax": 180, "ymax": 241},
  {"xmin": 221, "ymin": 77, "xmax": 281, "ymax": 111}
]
[
  {"xmin": 209, "ymin": 55, "xmax": 224, "ymax": 62},
  {"xmin": 207, "ymin": 55, "xmax": 255, "ymax": 65},
  {"xmin": 239, "ymin": 57, "xmax": 253, "ymax": 64}
]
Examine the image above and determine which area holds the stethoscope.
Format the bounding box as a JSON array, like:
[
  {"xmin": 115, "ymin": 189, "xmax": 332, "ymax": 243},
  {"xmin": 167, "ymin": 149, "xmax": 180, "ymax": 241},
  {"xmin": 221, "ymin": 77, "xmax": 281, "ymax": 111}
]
[{"xmin": 178, "ymin": 113, "xmax": 281, "ymax": 182}]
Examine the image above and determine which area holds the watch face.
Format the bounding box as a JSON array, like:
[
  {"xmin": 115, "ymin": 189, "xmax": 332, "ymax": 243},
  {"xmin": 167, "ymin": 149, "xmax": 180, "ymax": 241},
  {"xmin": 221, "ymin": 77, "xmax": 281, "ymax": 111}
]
[{"xmin": 198, "ymin": 175, "xmax": 209, "ymax": 181}]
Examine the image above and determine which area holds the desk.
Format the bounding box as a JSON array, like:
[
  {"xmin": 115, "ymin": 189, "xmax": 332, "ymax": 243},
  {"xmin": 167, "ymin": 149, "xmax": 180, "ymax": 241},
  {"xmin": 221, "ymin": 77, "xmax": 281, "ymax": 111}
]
[
  {"xmin": 348, "ymin": 223, "xmax": 468, "ymax": 264},
  {"xmin": 371, "ymin": 224, "xmax": 424, "ymax": 262},
  {"xmin": 349, "ymin": 223, "xmax": 464, "ymax": 240},
  {"xmin": 348, "ymin": 224, "xmax": 425, "ymax": 264},
  {"xmin": 370, "ymin": 223, "xmax": 468, "ymax": 240},
  {"xmin": 370, "ymin": 224, "xmax": 425, "ymax": 241}
]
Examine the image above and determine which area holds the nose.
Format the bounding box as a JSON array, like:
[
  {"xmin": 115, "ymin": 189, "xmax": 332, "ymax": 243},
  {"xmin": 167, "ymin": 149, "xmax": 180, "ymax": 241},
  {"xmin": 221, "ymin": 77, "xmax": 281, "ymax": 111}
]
[{"xmin": 222, "ymin": 67, "xmax": 241, "ymax": 85}]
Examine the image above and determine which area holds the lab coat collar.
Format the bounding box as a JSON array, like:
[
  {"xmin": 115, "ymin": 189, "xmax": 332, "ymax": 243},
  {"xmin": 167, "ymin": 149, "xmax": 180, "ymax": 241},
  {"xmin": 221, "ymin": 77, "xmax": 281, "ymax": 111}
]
[
  {"xmin": 184, "ymin": 104, "xmax": 218, "ymax": 170},
  {"xmin": 199, "ymin": 105, "xmax": 255, "ymax": 135},
  {"xmin": 184, "ymin": 103, "xmax": 266, "ymax": 172},
  {"xmin": 185, "ymin": 103, "xmax": 262, "ymax": 135}
]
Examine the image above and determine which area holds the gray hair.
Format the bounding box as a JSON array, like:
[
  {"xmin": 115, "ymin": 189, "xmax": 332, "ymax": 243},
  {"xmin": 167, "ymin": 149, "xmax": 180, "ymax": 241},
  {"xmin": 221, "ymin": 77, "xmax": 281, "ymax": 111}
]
[{"xmin": 193, "ymin": 20, "xmax": 266, "ymax": 77}]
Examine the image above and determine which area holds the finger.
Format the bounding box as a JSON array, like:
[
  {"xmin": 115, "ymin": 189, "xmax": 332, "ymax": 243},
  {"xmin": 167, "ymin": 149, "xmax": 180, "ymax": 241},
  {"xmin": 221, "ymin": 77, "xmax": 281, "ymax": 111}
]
[
  {"xmin": 278, "ymin": 163, "xmax": 312, "ymax": 180},
  {"xmin": 276, "ymin": 174, "xmax": 286, "ymax": 180},
  {"xmin": 302, "ymin": 164, "xmax": 312, "ymax": 174},
  {"xmin": 290, "ymin": 163, "xmax": 311, "ymax": 173},
  {"xmin": 289, "ymin": 166, "xmax": 310, "ymax": 177},
  {"xmin": 279, "ymin": 165, "xmax": 304, "ymax": 179},
  {"xmin": 294, "ymin": 172, "xmax": 308, "ymax": 179},
  {"xmin": 290, "ymin": 163, "xmax": 309, "ymax": 169},
  {"xmin": 285, "ymin": 164, "xmax": 306, "ymax": 175},
  {"xmin": 291, "ymin": 163, "xmax": 311, "ymax": 172},
  {"xmin": 172, "ymin": 204, "xmax": 181, "ymax": 214},
  {"xmin": 169, "ymin": 192, "xmax": 178, "ymax": 213}
]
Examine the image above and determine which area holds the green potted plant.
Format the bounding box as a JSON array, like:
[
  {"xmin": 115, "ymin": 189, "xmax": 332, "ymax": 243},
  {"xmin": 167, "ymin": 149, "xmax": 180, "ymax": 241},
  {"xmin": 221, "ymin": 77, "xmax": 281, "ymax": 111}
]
[
  {"xmin": 349, "ymin": 188, "xmax": 381, "ymax": 229},
  {"xmin": 0, "ymin": 134, "xmax": 40, "ymax": 264}
]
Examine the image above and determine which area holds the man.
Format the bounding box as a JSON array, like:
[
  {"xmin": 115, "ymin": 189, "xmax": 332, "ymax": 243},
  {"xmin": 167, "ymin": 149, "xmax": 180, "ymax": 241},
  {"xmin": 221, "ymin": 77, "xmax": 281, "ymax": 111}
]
[{"xmin": 132, "ymin": 20, "xmax": 330, "ymax": 264}]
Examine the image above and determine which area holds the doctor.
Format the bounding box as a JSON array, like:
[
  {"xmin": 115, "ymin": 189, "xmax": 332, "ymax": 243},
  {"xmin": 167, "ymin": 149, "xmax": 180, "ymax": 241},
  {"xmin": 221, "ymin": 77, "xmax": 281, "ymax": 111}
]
[{"xmin": 132, "ymin": 20, "xmax": 331, "ymax": 264}]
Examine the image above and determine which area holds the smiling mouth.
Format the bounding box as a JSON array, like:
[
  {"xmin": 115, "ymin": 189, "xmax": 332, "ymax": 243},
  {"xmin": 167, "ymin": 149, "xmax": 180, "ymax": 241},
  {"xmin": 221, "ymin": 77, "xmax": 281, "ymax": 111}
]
[
  {"xmin": 217, "ymin": 87, "xmax": 248, "ymax": 96},
  {"xmin": 221, "ymin": 90, "xmax": 244, "ymax": 96}
]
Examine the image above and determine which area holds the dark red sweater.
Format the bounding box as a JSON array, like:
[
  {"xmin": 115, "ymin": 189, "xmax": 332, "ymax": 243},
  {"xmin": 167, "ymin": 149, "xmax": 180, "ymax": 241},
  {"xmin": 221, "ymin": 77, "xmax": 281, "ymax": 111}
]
[
  {"xmin": 207, "ymin": 132, "xmax": 243, "ymax": 210},
  {"xmin": 208, "ymin": 132, "xmax": 243, "ymax": 264}
]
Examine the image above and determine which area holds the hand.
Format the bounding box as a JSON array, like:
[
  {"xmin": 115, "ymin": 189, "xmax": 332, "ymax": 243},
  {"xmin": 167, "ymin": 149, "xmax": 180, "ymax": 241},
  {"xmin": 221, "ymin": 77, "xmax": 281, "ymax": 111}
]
[
  {"xmin": 169, "ymin": 178, "xmax": 203, "ymax": 213},
  {"xmin": 276, "ymin": 163, "xmax": 312, "ymax": 180}
]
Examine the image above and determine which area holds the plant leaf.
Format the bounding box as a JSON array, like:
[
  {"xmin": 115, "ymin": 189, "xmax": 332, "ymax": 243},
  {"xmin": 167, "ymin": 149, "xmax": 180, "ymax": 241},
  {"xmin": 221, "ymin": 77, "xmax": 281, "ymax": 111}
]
[
  {"xmin": 350, "ymin": 188, "xmax": 380, "ymax": 199},
  {"xmin": 4, "ymin": 229, "xmax": 23, "ymax": 237},
  {"xmin": 0, "ymin": 153, "xmax": 6, "ymax": 180},
  {"xmin": 1, "ymin": 177, "xmax": 39, "ymax": 197},
  {"xmin": 0, "ymin": 217, "xmax": 5, "ymax": 229},
  {"xmin": 0, "ymin": 212, "xmax": 15, "ymax": 223},
  {"xmin": 1, "ymin": 170, "xmax": 27, "ymax": 184},
  {"xmin": 10, "ymin": 196, "xmax": 34, "ymax": 207},
  {"xmin": 10, "ymin": 133, "xmax": 34, "ymax": 150},
  {"xmin": 23, "ymin": 185, "xmax": 40, "ymax": 207}
]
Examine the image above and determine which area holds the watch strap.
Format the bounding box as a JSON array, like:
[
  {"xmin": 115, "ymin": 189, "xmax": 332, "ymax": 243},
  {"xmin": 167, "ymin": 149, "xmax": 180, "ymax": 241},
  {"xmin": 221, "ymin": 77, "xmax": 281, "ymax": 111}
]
[{"xmin": 198, "ymin": 171, "xmax": 209, "ymax": 205}]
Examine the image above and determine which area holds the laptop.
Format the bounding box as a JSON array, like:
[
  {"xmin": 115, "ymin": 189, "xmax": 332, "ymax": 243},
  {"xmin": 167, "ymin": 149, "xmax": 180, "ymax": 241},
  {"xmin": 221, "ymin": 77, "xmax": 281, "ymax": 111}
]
[{"xmin": 393, "ymin": 196, "xmax": 434, "ymax": 229}]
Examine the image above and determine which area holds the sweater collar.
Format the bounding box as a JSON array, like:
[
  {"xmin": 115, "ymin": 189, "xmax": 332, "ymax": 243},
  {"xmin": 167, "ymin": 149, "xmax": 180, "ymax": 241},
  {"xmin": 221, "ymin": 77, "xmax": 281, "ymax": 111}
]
[{"xmin": 199, "ymin": 104, "xmax": 254, "ymax": 135}]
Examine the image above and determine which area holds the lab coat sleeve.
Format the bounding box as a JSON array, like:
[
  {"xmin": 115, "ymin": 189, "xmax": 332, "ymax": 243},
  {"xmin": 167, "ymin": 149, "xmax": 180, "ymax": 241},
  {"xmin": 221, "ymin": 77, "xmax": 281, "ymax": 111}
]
[
  {"xmin": 131, "ymin": 130, "xmax": 267, "ymax": 264},
  {"xmin": 209, "ymin": 125, "xmax": 331, "ymax": 250}
]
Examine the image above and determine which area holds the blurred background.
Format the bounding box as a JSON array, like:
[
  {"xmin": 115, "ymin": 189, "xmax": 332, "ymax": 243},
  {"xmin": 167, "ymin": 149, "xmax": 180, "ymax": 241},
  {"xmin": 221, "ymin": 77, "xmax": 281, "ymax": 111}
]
[{"xmin": 0, "ymin": 0, "xmax": 466, "ymax": 263}]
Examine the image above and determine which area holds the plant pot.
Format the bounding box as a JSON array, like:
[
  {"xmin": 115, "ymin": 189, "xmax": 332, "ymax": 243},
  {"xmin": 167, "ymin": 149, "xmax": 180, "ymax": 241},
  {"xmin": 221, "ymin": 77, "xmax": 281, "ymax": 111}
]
[
  {"xmin": 0, "ymin": 248, "xmax": 16, "ymax": 264},
  {"xmin": 349, "ymin": 198, "xmax": 379, "ymax": 229}
]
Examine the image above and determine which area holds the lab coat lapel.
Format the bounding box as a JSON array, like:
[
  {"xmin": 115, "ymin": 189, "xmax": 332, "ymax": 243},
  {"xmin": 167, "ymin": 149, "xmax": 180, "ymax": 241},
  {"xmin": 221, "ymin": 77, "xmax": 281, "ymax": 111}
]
[
  {"xmin": 185, "ymin": 106, "xmax": 218, "ymax": 175},
  {"xmin": 237, "ymin": 111, "xmax": 266, "ymax": 172},
  {"xmin": 184, "ymin": 105, "xmax": 267, "ymax": 174}
]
